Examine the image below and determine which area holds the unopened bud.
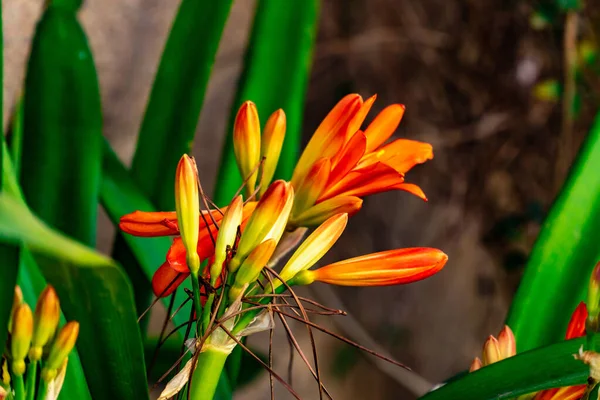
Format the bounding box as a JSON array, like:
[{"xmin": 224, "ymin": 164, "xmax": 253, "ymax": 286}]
[
  {"xmin": 259, "ymin": 110, "xmax": 286, "ymax": 196},
  {"xmin": 175, "ymin": 155, "xmax": 200, "ymax": 274},
  {"xmin": 45, "ymin": 322, "xmax": 79, "ymax": 372},
  {"xmin": 497, "ymin": 326, "xmax": 516, "ymax": 359},
  {"xmin": 8, "ymin": 286, "xmax": 23, "ymax": 332},
  {"xmin": 10, "ymin": 304, "xmax": 33, "ymax": 371},
  {"xmin": 211, "ymin": 196, "xmax": 243, "ymax": 281},
  {"xmin": 1, "ymin": 358, "xmax": 10, "ymax": 386},
  {"xmin": 588, "ymin": 261, "xmax": 600, "ymax": 325},
  {"xmin": 482, "ymin": 336, "xmax": 501, "ymax": 365},
  {"xmin": 230, "ymin": 239, "xmax": 277, "ymax": 302},
  {"xmin": 31, "ymin": 285, "xmax": 60, "ymax": 360},
  {"xmin": 469, "ymin": 357, "xmax": 482, "ymax": 372}
]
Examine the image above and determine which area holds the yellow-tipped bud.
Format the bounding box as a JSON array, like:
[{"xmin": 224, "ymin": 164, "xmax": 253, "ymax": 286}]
[
  {"xmin": 234, "ymin": 101, "xmax": 261, "ymax": 195},
  {"xmin": 8, "ymin": 286, "xmax": 23, "ymax": 332},
  {"xmin": 469, "ymin": 357, "xmax": 482, "ymax": 372},
  {"xmin": 31, "ymin": 285, "xmax": 60, "ymax": 361},
  {"xmin": 10, "ymin": 304, "xmax": 33, "ymax": 374},
  {"xmin": 44, "ymin": 322, "xmax": 79, "ymax": 375},
  {"xmin": 279, "ymin": 213, "xmax": 348, "ymax": 285},
  {"xmin": 211, "ymin": 196, "xmax": 243, "ymax": 281},
  {"xmin": 230, "ymin": 181, "xmax": 294, "ymax": 271},
  {"xmin": 497, "ymin": 325, "xmax": 516, "ymax": 359},
  {"xmin": 482, "ymin": 336, "xmax": 501, "ymax": 365},
  {"xmin": 230, "ymin": 239, "xmax": 277, "ymax": 302},
  {"xmin": 175, "ymin": 154, "xmax": 201, "ymax": 274},
  {"xmin": 259, "ymin": 110, "xmax": 286, "ymax": 196}
]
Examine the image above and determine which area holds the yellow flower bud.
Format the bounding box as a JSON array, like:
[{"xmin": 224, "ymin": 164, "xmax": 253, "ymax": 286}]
[
  {"xmin": 2, "ymin": 358, "xmax": 10, "ymax": 386},
  {"xmin": 233, "ymin": 101, "xmax": 261, "ymax": 195},
  {"xmin": 210, "ymin": 196, "xmax": 243, "ymax": 281},
  {"xmin": 469, "ymin": 357, "xmax": 482, "ymax": 372},
  {"xmin": 259, "ymin": 110, "xmax": 286, "ymax": 196},
  {"xmin": 11, "ymin": 304, "xmax": 33, "ymax": 372},
  {"xmin": 31, "ymin": 285, "xmax": 60, "ymax": 361},
  {"xmin": 230, "ymin": 239, "xmax": 277, "ymax": 302},
  {"xmin": 45, "ymin": 322, "xmax": 79, "ymax": 373},
  {"xmin": 175, "ymin": 155, "xmax": 201, "ymax": 274}
]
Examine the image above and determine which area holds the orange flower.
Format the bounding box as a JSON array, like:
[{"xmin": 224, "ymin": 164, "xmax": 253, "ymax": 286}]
[
  {"xmin": 289, "ymin": 94, "xmax": 433, "ymax": 227},
  {"xmin": 121, "ymin": 201, "xmax": 257, "ymax": 297},
  {"xmin": 293, "ymin": 247, "xmax": 447, "ymax": 287}
]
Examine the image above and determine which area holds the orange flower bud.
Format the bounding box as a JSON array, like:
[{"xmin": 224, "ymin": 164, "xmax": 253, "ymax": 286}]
[
  {"xmin": 565, "ymin": 302, "xmax": 588, "ymax": 340},
  {"xmin": 469, "ymin": 357, "xmax": 482, "ymax": 372},
  {"xmin": 482, "ymin": 335, "xmax": 501, "ymax": 365},
  {"xmin": 259, "ymin": 110, "xmax": 286, "ymax": 196},
  {"xmin": 230, "ymin": 239, "xmax": 277, "ymax": 301},
  {"xmin": 10, "ymin": 304, "xmax": 33, "ymax": 375},
  {"xmin": 45, "ymin": 322, "xmax": 79, "ymax": 373},
  {"xmin": 233, "ymin": 101, "xmax": 261, "ymax": 195},
  {"xmin": 175, "ymin": 155, "xmax": 200, "ymax": 274},
  {"xmin": 290, "ymin": 196, "xmax": 362, "ymax": 228},
  {"xmin": 295, "ymin": 248, "xmax": 447, "ymax": 287},
  {"xmin": 211, "ymin": 196, "xmax": 243, "ymax": 281},
  {"xmin": 31, "ymin": 285, "xmax": 60, "ymax": 360},
  {"xmin": 497, "ymin": 325, "xmax": 516, "ymax": 359},
  {"xmin": 279, "ymin": 213, "xmax": 348, "ymax": 285},
  {"xmin": 230, "ymin": 181, "xmax": 293, "ymax": 271}
]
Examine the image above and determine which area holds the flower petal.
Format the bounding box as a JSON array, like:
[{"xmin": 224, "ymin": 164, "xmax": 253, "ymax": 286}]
[
  {"xmin": 319, "ymin": 162, "xmax": 404, "ymax": 201},
  {"xmin": 369, "ymin": 139, "xmax": 433, "ymax": 173},
  {"xmin": 291, "ymin": 94, "xmax": 363, "ymax": 188},
  {"xmin": 292, "ymin": 158, "xmax": 331, "ymax": 218},
  {"xmin": 565, "ymin": 302, "xmax": 588, "ymax": 340},
  {"xmin": 391, "ymin": 183, "xmax": 428, "ymax": 201},
  {"xmin": 328, "ymin": 131, "xmax": 367, "ymax": 189},
  {"xmin": 152, "ymin": 262, "xmax": 189, "ymax": 298},
  {"xmin": 291, "ymin": 196, "xmax": 363, "ymax": 228},
  {"xmin": 345, "ymin": 95, "xmax": 376, "ymax": 140},
  {"xmin": 364, "ymin": 104, "xmax": 405, "ymax": 153}
]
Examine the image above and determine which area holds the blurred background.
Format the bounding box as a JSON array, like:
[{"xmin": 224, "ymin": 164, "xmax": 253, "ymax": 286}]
[{"xmin": 5, "ymin": 0, "xmax": 600, "ymax": 398}]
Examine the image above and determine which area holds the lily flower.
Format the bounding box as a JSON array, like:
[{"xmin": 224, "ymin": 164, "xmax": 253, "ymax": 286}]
[
  {"xmin": 292, "ymin": 247, "xmax": 447, "ymax": 287},
  {"xmin": 286, "ymin": 94, "xmax": 433, "ymax": 227}
]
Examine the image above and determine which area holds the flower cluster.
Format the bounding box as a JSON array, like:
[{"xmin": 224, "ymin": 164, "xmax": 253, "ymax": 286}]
[
  {"xmin": 470, "ymin": 302, "xmax": 588, "ymax": 400},
  {"xmin": 2, "ymin": 286, "xmax": 79, "ymax": 400}
]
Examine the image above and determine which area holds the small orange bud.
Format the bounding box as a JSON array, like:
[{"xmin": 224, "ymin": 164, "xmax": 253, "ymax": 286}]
[
  {"xmin": 482, "ymin": 336, "xmax": 501, "ymax": 365},
  {"xmin": 45, "ymin": 322, "xmax": 79, "ymax": 373},
  {"xmin": 234, "ymin": 101, "xmax": 261, "ymax": 195},
  {"xmin": 211, "ymin": 196, "xmax": 243, "ymax": 281},
  {"xmin": 10, "ymin": 304, "xmax": 33, "ymax": 375},
  {"xmin": 175, "ymin": 155, "xmax": 201, "ymax": 274},
  {"xmin": 259, "ymin": 110, "xmax": 286, "ymax": 196},
  {"xmin": 469, "ymin": 357, "xmax": 482, "ymax": 372},
  {"xmin": 31, "ymin": 285, "xmax": 60, "ymax": 360},
  {"xmin": 497, "ymin": 326, "xmax": 516, "ymax": 359}
]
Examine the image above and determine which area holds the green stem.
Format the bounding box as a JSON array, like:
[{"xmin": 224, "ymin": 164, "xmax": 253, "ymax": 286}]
[
  {"xmin": 36, "ymin": 380, "xmax": 48, "ymax": 400},
  {"xmin": 189, "ymin": 348, "xmax": 229, "ymax": 400},
  {"xmin": 13, "ymin": 375, "xmax": 25, "ymax": 400},
  {"xmin": 202, "ymin": 293, "xmax": 215, "ymax": 334},
  {"xmin": 191, "ymin": 272, "xmax": 203, "ymax": 336},
  {"xmin": 24, "ymin": 362, "xmax": 37, "ymax": 400}
]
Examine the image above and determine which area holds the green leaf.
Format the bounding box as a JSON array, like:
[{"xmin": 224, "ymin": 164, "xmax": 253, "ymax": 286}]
[
  {"xmin": 130, "ymin": 0, "xmax": 234, "ymax": 209},
  {"xmin": 20, "ymin": 6, "xmax": 103, "ymax": 247},
  {"xmin": 0, "ymin": 193, "xmax": 149, "ymax": 399},
  {"xmin": 507, "ymin": 111, "xmax": 600, "ymax": 352},
  {"xmin": 0, "ymin": 244, "xmax": 19, "ymax": 354},
  {"xmin": 100, "ymin": 141, "xmax": 192, "ymax": 329},
  {"xmin": 214, "ymin": 0, "xmax": 320, "ymax": 205},
  {"xmin": 420, "ymin": 336, "xmax": 592, "ymax": 400}
]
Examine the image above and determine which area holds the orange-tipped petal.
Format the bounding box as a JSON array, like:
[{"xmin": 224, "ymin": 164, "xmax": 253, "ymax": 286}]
[
  {"xmin": 291, "ymin": 94, "xmax": 363, "ymax": 188},
  {"xmin": 391, "ymin": 183, "xmax": 428, "ymax": 201},
  {"xmin": 369, "ymin": 139, "xmax": 434, "ymax": 174},
  {"xmin": 299, "ymin": 247, "xmax": 447, "ymax": 287},
  {"xmin": 280, "ymin": 213, "xmax": 348, "ymax": 284},
  {"xmin": 345, "ymin": 95, "xmax": 376, "ymax": 140},
  {"xmin": 328, "ymin": 131, "xmax": 367, "ymax": 188},
  {"xmin": 319, "ymin": 162, "xmax": 404, "ymax": 201},
  {"xmin": 565, "ymin": 302, "xmax": 588, "ymax": 340},
  {"xmin": 482, "ymin": 336, "xmax": 501, "ymax": 365},
  {"xmin": 534, "ymin": 385, "xmax": 586, "ymax": 400},
  {"xmin": 231, "ymin": 181, "xmax": 294, "ymax": 270},
  {"xmin": 291, "ymin": 196, "xmax": 363, "ymax": 228},
  {"xmin": 364, "ymin": 104, "xmax": 405, "ymax": 153},
  {"xmin": 234, "ymin": 101, "xmax": 261, "ymax": 194},
  {"xmin": 292, "ymin": 158, "xmax": 331, "ymax": 218},
  {"xmin": 497, "ymin": 326, "xmax": 516, "ymax": 359},
  {"xmin": 119, "ymin": 211, "xmax": 179, "ymax": 237},
  {"xmin": 152, "ymin": 262, "xmax": 190, "ymax": 297},
  {"xmin": 469, "ymin": 357, "xmax": 482, "ymax": 372},
  {"xmin": 259, "ymin": 110, "xmax": 286, "ymax": 195},
  {"xmin": 175, "ymin": 155, "xmax": 201, "ymax": 273}
]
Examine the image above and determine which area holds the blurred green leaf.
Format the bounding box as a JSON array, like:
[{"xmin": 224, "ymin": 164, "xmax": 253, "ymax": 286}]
[
  {"xmin": 0, "ymin": 192, "xmax": 149, "ymax": 399},
  {"xmin": 420, "ymin": 335, "xmax": 592, "ymax": 400},
  {"xmin": 20, "ymin": 6, "xmax": 102, "ymax": 247},
  {"xmin": 0, "ymin": 245, "xmax": 19, "ymax": 355},
  {"xmin": 214, "ymin": 0, "xmax": 320, "ymax": 205},
  {"xmin": 507, "ymin": 111, "xmax": 600, "ymax": 352},
  {"xmin": 130, "ymin": 0, "xmax": 233, "ymax": 209}
]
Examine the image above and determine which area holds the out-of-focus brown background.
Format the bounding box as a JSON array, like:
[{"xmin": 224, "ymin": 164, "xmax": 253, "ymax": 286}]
[{"xmin": 5, "ymin": 0, "xmax": 600, "ymax": 399}]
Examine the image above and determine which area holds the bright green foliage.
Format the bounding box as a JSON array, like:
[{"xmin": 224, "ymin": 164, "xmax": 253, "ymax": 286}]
[
  {"xmin": 214, "ymin": 0, "xmax": 320, "ymax": 205},
  {"xmin": 420, "ymin": 335, "xmax": 593, "ymax": 400},
  {"xmin": 20, "ymin": 6, "xmax": 103, "ymax": 247},
  {"xmin": 507, "ymin": 112, "xmax": 600, "ymax": 352}
]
